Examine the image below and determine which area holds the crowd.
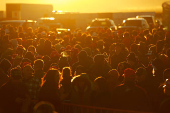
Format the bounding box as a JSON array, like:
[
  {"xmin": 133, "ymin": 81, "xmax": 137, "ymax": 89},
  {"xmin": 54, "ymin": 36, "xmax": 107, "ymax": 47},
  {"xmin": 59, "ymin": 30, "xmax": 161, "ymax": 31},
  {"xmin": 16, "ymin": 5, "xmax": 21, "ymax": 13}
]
[{"xmin": 0, "ymin": 24, "xmax": 170, "ymax": 113}]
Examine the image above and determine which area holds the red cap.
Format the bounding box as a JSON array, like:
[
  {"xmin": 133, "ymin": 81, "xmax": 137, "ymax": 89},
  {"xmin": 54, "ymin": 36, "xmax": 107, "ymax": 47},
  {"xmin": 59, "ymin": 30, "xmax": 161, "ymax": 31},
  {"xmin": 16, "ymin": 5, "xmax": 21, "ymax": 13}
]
[
  {"xmin": 36, "ymin": 55, "xmax": 43, "ymax": 59},
  {"xmin": 50, "ymin": 51, "xmax": 62, "ymax": 58},
  {"xmin": 22, "ymin": 62, "xmax": 31, "ymax": 69},
  {"xmin": 124, "ymin": 68, "xmax": 136, "ymax": 79}
]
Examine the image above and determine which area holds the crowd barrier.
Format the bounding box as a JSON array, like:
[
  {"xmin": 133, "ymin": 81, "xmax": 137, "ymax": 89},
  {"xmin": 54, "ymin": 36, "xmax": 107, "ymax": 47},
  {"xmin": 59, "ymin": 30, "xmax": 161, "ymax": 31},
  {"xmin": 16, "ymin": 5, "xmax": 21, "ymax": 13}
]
[{"xmin": 62, "ymin": 103, "xmax": 155, "ymax": 113}]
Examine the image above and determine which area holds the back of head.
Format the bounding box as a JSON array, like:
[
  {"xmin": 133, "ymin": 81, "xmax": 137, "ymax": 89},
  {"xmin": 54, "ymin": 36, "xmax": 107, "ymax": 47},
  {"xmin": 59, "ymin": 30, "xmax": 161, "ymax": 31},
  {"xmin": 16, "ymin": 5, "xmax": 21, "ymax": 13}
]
[
  {"xmin": 33, "ymin": 101, "xmax": 56, "ymax": 113},
  {"xmin": 58, "ymin": 57, "xmax": 69, "ymax": 69},
  {"xmin": 62, "ymin": 67, "xmax": 71, "ymax": 79},
  {"xmin": 44, "ymin": 69, "xmax": 59, "ymax": 82},
  {"xmin": 10, "ymin": 67, "xmax": 22, "ymax": 80},
  {"xmin": 156, "ymin": 40, "xmax": 164, "ymax": 53},
  {"xmin": 94, "ymin": 76, "xmax": 107, "ymax": 91},
  {"xmin": 130, "ymin": 43, "xmax": 138, "ymax": 53},
  {"xmin": 127, "ymin": 52, "xmax": 138, "ymax": 63},
  {"xmin": 108, "ymin": 69, "xmax": 120, "ymax": 80},
  {"xmin": 138, "ymin": 41, "xmax": 147, "ymax": 54},
  {"xmin": 93, "ymin": 54, "xmax": 105, "ymax": 65},
  {"xmin": 124, "ymin": 68, "xmax": 136, "ymax": 82},
  {"xmin": 78, "ymin": 50, "xmax": 88, "ymax": 61},
  {"xmin": 83, "ymin": 47, "xmax": 92, "ymax": 56},
  {"xmin": 0, "ymin": 59, "xmax": 12, "ymax": 74},
  {"xmin": 24, "ymin": 51, "xmax": 35, "ymax": 62},
  {"xmin": 136, "ymin": 67, "xmax": 147, "ymax": 76},
  {"xmin": 44, "ymin": 40, "xmax": 52, "ymax": 48},
  {"xmin": 74, "ymin": 44, "xmax": 82, "ymax": 51},
  {"xmin": 34, "ymin": 59, "xmax": 44, "ymax": 71},
  {"xmin": 152, "ymin": 58, "xmax": 164, "ymax": 70},
  {"xmin": 42, "ymin": 55, "xmax": 51, "ymax": 63}
]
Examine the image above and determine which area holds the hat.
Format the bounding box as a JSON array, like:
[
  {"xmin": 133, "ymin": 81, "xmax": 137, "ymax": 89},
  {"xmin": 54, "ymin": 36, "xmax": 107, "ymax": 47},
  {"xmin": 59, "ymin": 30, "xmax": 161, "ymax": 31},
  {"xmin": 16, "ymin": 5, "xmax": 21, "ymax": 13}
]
[
  {"xmin": 127, "ymin": 52, "xmax": 137, "ymax": 62},
  {"xmin": 36, "ymin": 55, "xmax": 43, "ymax": 59},
  {"xmin": 22, "ymin": 62, "xmax": 31, "ymax": 69},
  {"xmin": 124, "ymin": 68, "xmax": 136, "ymax": 79},
  {"xmin": 50, "ymin": 51, "xmax": 62, "ymax": 58}
]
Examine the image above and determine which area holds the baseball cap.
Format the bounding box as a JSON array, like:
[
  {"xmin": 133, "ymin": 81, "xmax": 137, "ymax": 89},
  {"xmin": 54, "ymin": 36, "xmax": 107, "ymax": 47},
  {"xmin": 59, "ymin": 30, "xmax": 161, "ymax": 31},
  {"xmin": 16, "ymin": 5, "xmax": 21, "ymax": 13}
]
[{"xmin": 124, "ymin": 68, "xmax": 136, "ymax": 79}]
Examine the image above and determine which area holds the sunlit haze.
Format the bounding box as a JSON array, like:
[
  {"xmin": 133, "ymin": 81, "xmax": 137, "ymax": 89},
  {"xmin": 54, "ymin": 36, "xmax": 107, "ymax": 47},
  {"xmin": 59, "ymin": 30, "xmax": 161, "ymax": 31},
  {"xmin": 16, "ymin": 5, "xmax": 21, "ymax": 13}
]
[{"xmin": 0, "ymin": 0, "xmax": 167, "ymax": 12}]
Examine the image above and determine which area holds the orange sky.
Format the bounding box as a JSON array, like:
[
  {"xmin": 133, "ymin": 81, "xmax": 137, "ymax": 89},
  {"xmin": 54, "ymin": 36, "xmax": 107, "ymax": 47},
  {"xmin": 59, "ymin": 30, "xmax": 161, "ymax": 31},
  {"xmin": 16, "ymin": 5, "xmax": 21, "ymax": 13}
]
[{"xmin": 0, "ymin": 0, "xmax": 167, "ymax": 13}]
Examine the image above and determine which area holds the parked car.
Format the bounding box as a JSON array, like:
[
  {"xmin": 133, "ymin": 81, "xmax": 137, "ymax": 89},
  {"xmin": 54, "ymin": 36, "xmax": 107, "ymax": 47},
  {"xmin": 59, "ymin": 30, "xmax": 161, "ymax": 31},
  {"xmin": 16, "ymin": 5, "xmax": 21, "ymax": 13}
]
[
  {"xmin": 136, "ymin": 15, "xmax": 156, "ymax": 29},
  {"xmin": 117, "ymin": 17, "xmax": 149, "ymax": 32},
  {"xmin": 0, "ymin": 20, "xmax": 37, "ymax": 31},
  {"xmin": 86, "ymin": 18, "xmax": 117, "ymax": 31},
  {"xmin": 155, "ymin": 19, "xmax": 162, "ymax": 28}
]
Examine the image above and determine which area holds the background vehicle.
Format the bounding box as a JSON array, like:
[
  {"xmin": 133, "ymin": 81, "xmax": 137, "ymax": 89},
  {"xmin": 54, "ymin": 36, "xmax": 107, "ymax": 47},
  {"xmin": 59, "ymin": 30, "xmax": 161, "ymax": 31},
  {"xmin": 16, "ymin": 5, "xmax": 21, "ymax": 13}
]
[
  {"xmin": 0, "ymin": 20, "xmax": 37, "ymax": 30},
  {"xmin": 86, "ymin": 18, "xmax": 117, "ymax": 31},
  {"xmin": 37, "ymin": 17, "xmax": 63, "ymax": 30},
  {"xmin": 117, "ymin": 17, "xmax": 149, "ymax": 32},
  {"xmin": 136, "ymin": 15, "xmax": 156, "ymax": 29},
  {"xmin": 56, "ymin": 28, "xmax": 70, "ymax": 34}
]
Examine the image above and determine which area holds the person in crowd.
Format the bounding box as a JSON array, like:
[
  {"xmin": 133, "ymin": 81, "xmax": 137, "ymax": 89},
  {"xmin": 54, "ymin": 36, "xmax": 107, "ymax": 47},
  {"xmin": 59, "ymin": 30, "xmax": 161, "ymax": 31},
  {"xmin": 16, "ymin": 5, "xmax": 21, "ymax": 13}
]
[
  {"xmin": 38, "ymin": 69, "xmax": 62, "ymax": 112},
  {"xmin": 126, "ymin": 52, "xmax": 144, "ymax": 71},
  {"xmin": 156, "ymin": 40, "xmax": 164, "ymax": 55},
  {"xmin": 0, "ymin": 67, "xmax": 29, "ymax": 113},
  {"xmin": 43, "ymin": 40, "xmax": 55, "ymax": 56},
  {"xmin": 89, "ymin": 54, "xmax": 112, "ymax": 78},
  {"xmin": 111, "ymin": 68, "xmax": 151, "ymax": 112},
  {"xmin": 130, "ymin": 43, "xmax": 139, "ymax": 55},
  {"xmin": 71, "ymin": 73, "xmax": 92, "ymax": 105},
  {"xmin": 24, "ymin": 51, "xmax": 35, "ymax": 64},
  {"xmin": 69, "ymin": 47, "xmax": 79, "ymax": 66},
  {"xmin": 58, "ymin": 57, "xmax": 70, "ymax": 72},
  {"xmin": 22, "ymin": 64, "xmax": 41, "ymax": 112},
  {"xmin": 22, "ymin": 64, "xmax": 40, "ymax": 100},
  {"xmin": 91, "ymin": 76, "xmax": 111, "ymax": 108},
  {"xmin": 27, "ymin": 45, "xmax": 38, "ymax": 57},
  {"xmin": 0, "ymin": 59, "xmax": 11, "ymax": 87},
  {"xmin": 74, "ymin": 65, "xmax": 85, "ymax": 76},
  {"xmin": 117, "ymin": 61, "xmax": 131, "ymax": 82},
  {"xmin": 50, "ymin": 51, "xmax": 62, "ymax": 64},
  {"xmin": 36, "ymin": 38, "xmax": 45, "ymax": 55},
  {"xmin": 137, "ymin": 41, "xmax": 149, "ymax": 67},
  {"xmin": 1, "ymin": 20, "xmax": 170, "ymax": 113},
  {"xmin": 33, "ymin": 101, "xmax": 57, "ymax": 113},
  {"xmin": 72, "ymin": 50, "xmax": 93, "ymax": 76},
  {"xmin": 136, "ymin": 67, "xmax": 158, "ymax": 111},
  {"xmin": 152, "ymin": 58, "xmax": 165, "ymax": 87},
  {"xmin": 159, "ymin": 79, "xmax": 170, "ymax": 113},
  {"xmin": 106, "ymin": 69, "xmax": 121, "ymax": 92},
  {"xmin": 16, "ymin": 45, "xmax": 26, "ymax": 57},
  {"xmin": 34, "ymin": 59, "xmax": 45, "ymax": 80},
  {"xmin": 110, "ymin": 43, "xmax": 126, "ymax": 69},
  {"xmin": 60, "ymin": 67, "xmax": 72, "ymax": 101},
  {"xmin": 42, "ymin": 55, "xmax": 52, "ymax": 72}
]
